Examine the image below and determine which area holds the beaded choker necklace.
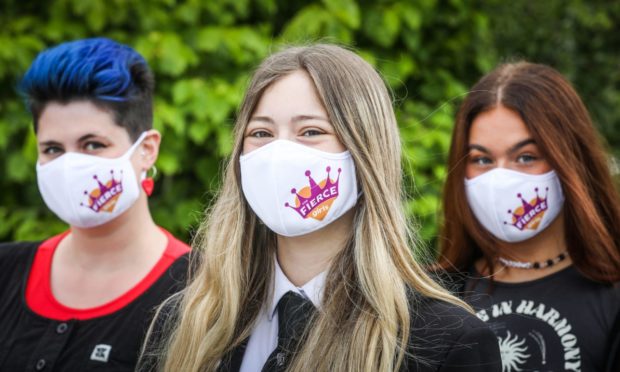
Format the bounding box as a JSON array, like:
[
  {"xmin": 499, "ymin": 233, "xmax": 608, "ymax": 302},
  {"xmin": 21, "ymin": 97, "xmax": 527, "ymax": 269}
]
[{"xmin": 498, "ymin": 251, "xmax": 568, "ymax": 270}]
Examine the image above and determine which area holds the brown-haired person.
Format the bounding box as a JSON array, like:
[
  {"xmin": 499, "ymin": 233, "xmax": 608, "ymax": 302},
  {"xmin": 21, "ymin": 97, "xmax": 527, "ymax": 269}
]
[{"xmin": 437, "ymin": 61, "xmax": 620, "ymax": 371}]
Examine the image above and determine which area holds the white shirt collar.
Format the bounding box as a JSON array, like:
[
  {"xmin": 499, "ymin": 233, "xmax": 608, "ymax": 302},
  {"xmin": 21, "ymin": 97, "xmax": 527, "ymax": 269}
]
[{"xmin": 268, "ymin": 256, "xmax": 327, "ymax": 321}]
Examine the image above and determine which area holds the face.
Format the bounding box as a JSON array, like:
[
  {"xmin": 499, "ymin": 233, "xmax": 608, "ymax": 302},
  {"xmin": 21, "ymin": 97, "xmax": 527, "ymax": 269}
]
[
  {"xmin": 37, "ymin": 100, "xmax": 160, "ymax": 172},
  {"xmin": 466, "ymin": 105, "xmax": 552, "ymax": 179},
  {"xmin": 242, "ymin": 70, "xmax": 346, "ymax": 154}
]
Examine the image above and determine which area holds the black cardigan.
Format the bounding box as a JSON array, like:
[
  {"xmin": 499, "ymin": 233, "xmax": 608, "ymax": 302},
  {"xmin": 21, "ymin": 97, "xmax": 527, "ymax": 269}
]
[{"xmin": 0, "ymin": 240, "xmax": 189, "ymax": 372}]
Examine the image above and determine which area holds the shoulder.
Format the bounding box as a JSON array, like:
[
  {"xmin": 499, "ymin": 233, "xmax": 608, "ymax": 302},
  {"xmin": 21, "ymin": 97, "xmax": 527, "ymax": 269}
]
[
  {"xmin": 404, "ymin": 295, "xmax": 501, "ymax": 372},
  {"xmin": 0, "ymin": 240, "xmax": 39, "ymax": 258},
  {"xmin": 0, "ymin": 241, "xmax": 39, "ymax": 273},
  {"xmin": 133, "ymin": 252, "xmax": 190, "ymax": 317},
  {"xmin": 162, "ymin": 229, "xmax": 191, "ymax": 258},
  {"xmin": 0, "ymin": 241, "xmax": 40, "ymax": 309},
  {"xmin": 165, "ymin": 251, "xmax": 191, "ymax": 282},
  {"xmin": 136, "ymin": 293, "xmax": 182, "ymax": 372},
  {"xmin": 428, "ymin": 269, "xmax": 471, "ymax": 298},
  {"xmin": 155, "ymin": 229, "xmax": 192, "ymax": 286}
]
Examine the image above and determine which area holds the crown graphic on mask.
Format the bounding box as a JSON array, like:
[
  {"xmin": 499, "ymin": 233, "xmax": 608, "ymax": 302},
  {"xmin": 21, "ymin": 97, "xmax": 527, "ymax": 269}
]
[
  {"xmin": 81, "ymin": 170, "xmax": 124, "ymax": 213},
  {"xmin": 285, "ymin": 166, "xmax": 341, "ymax": 221},
  {"xmin": 504, "ymin": 187, "xmax": 549, "ymax": 231}
]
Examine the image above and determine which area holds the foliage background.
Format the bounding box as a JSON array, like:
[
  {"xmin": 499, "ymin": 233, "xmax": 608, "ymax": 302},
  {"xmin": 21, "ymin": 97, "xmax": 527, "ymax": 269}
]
[{"xmin": 1, "ymin": 0, "xmax": 619, "ymax": 255}]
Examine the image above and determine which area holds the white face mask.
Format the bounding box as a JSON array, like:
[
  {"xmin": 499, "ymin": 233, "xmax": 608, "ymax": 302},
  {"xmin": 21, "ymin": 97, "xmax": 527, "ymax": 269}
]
[
  {"xmin": 240, "ymin": 140, "xmax": 358, "ymax": 237},
  {"xmin": 36, "ymin": 132, "xmax": 147, "ymax": 229},
  {"xmin": 465, "ymin": 168, "xmax": 564, "ymax": 243}
]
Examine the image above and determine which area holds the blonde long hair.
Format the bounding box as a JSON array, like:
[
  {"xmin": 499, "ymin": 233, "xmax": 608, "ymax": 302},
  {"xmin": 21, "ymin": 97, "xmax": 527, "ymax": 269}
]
[{"xmin": 153, "ymin": 44, "xmax": 467, "ymax": 371}]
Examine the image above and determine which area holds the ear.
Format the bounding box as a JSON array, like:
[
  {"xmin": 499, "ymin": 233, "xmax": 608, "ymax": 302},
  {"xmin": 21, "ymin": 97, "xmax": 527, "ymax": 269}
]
[{"xmin": 137, "ymin": 129, "xmax": 161, "ymax": 171}]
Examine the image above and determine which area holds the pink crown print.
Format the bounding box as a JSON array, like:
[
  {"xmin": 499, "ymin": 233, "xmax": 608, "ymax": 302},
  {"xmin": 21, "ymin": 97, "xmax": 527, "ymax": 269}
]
[
  {"xmin": 504, "ymin": 187, "xmax": 548, "ymax": 231},
  {"xmin": 81, "ymin": 170, "xmax": 124, "ymax": 213},
  {"xmin": 285, "ymin": 166, "xmax": 341, "ymax": 221}
]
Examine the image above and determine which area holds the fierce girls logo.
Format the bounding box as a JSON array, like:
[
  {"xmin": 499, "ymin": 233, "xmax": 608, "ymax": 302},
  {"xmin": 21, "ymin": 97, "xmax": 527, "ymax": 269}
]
[
  {"xmin": 80, "ymin": 170, "xmax": 124, "ymax": 213},
  {"xmin": 504, "ymin": 187, "xmax": 548, "ymax": 230},
  {"xmin": 285, "ymin": 166, "xmax": 341, "ymax": 220}
]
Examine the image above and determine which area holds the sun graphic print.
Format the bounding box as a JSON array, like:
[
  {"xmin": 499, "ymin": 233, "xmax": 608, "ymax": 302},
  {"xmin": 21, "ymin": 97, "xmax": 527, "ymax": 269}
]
[{"xmin": 498, "ymin": 331, "xmax": 531, "ymax": 372}]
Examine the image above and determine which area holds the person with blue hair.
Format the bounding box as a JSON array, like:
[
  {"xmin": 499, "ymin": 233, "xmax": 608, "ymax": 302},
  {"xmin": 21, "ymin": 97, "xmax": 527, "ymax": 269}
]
[{"xmin": 0, "ymin": 38, "xmax": 190, "ymax": 371}]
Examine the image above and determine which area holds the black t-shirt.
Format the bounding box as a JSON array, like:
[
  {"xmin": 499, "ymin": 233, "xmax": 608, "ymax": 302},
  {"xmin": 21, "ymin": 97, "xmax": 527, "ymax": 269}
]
[
  {"xmin": 0, "ymin": 240, "xmax": 189, "ymax": 372},
  {"xmin": 462, "ymin": 266, "xmax": 620, "ymax": 372}
]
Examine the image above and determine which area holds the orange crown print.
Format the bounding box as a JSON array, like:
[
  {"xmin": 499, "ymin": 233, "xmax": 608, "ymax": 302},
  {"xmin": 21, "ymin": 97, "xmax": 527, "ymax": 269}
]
[
  {"xmin": 285, "ymin": 166, "xmax": 341, "ymax": 221},
  {"xmin": 504, "ymin": 187, "xmax": 548, "ymax": 230},
  {"xmin": 81, "ymin": 170, "xmax": 124, "ymax": 213}
]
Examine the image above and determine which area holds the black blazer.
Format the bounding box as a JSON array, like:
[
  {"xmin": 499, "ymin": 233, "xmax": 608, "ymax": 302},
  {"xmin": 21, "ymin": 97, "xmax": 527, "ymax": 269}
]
[
  {"xmin": 219, "ymin": 296, "xmax": 501, "ymax": 371},
  {"xmin": 139, "ymin": 294, "xmax": 501, "ymax": 372}
]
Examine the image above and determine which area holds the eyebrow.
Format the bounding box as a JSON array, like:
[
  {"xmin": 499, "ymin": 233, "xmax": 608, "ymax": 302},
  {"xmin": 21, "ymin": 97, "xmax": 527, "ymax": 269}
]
[
  {"xmin": 38, "ymin": 134, "xmax": 101, "ymax": 147},
  {"xmin": 508, "ymin": 139, "xmax": 536, "ymax": 154},
  {"xmin": 248, "ymin": 115, "xmax": 330, "ymax": 124},
  {"xmin": 249, "ymin": 116, "xmax": 275, "ymax": 124},
  {"xmin": 39, "ymin": 140, "xmax": 62, "ymax": 147},
  {"xmin": 291, "ymin": 115, "xmax": 330, "ymax": 123},
  {"xmin": 467, "ymin": 144, "xmax": 490, "ymax": 154},
  {"xmin": 77, "ymin": 134, "xmax": 99, "ymax": 143},
  {"xmin": 468, "ymin": 139, "xmax": 536, "ymax": 154}
]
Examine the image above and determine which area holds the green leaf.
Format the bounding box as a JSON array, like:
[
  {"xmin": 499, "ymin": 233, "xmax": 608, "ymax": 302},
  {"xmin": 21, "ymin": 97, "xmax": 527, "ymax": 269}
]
[
  {"xmin": 157, "ymin": 151, "xmax": 181, "ymax": 175},
  {"xmin": 362, "ymin": 5, "xmax": 401, "ymax": 48},
  {"xmin": 7, "ymin": 153, "xmax": 30, "ymax": 182},
  {"xmin": 188, "ymin": 120, "xmax": 211, "ymax": 144},
  {"xmin": 322, "ymin": 0, "xmax": 361, "ymax": 29},
  {"xmin": 281, "ymin": 5, "xmax": 332, "ymax": 42}
]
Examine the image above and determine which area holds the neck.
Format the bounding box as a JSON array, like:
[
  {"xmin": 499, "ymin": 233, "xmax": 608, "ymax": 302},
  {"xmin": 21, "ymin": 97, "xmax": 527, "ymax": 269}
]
[
  {"xmin": 277, "ymin": 209, "xmax": 354, "ymax": 287},
  {"xmin": 60, "ymin": 195, "xmax": 166, "ymax": 268},
  {"xmin": 483, "ymin": 212, "xmax": 572, "ymax": 282}
]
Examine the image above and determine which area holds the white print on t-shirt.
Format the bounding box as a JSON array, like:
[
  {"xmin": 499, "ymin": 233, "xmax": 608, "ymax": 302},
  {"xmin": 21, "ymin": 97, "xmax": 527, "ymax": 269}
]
[
  {"xmin": 90, "ymin": 344, "xmax": 112, "ymax": 363},
  {"xmin": 476, "ymin": 299, "xmax": 581, "ymax": 372},
  {"xmin": 498, "ymin": 331, "xmax": 530, "ymax": 371}
]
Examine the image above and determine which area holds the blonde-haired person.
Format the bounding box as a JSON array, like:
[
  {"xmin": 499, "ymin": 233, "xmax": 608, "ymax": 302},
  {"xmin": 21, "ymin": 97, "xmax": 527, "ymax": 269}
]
[{"xmin": 138, "ymin": 44, "xmax": 501, "ymax": 372}]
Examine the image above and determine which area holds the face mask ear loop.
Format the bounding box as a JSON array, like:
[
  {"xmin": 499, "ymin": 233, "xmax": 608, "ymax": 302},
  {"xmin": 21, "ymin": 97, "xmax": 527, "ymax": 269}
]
[{"xmin": 122, "ymin": 131, "xmax": 149, "ymax": 160}]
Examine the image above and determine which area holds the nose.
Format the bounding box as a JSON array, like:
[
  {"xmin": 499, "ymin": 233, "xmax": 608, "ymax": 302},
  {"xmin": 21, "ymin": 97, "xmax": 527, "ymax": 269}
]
[
  {"xmin": 496, "ymin": 158, "xmax": 509, "ymax": 169},
  {"xmin": 273, "ymin": 126, "xmax": 296, "ymax": 142}
]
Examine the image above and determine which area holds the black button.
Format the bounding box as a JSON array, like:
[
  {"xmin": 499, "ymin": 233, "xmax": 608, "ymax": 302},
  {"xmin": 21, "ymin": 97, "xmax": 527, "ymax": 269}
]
[
  {"xmin": 35, "ymin": 359, "xmax": 46, "ymax": 370},
  {"xmin": 56, "ymin": 322, "xmax": 68, "ymax": 334}
]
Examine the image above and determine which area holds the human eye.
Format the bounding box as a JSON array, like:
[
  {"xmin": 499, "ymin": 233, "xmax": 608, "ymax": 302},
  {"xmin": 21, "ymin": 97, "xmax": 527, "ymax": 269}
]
[
  {"xmin": 516, "ymin": 153, "xmax": 539, "ymax": 164},
  {"xmin": 301, "ymin": 128, "xmax": 325, "ymax": 137},
  {"xmin": 470, "ymin": 155, "xmax": 493, "ymax": 166},
  {"xmin": 42, "ymin": 146, "xmax": 64, "ymax": 156},
  {"xmin": 84, "ymin": 141, "xmax": 107, "ymax": 152},
  {"xmin": 248, "ymin": 129, "xmax": 273, "ymax": 138}
]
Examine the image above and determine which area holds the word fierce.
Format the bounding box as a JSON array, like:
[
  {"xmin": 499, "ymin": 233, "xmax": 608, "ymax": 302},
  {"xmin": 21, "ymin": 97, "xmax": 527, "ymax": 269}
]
[
  {"xmin": 298, "ymin": 186, "xmax": 338, "ymax": 218},
  {"xmin": 514, "ymin": 201, "xmax": 547, "ymax": 230},
  {"xmin": 91, "ymin": 184, "xmax": 123, "ymax": 212}
]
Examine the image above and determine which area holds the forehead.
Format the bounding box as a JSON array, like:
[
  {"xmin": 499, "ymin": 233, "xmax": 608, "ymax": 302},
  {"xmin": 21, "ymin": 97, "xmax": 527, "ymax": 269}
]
[
  {"xmin": 252, "ymin": 70, "xmax": 327, "ymax": 117},
  {"xmin": 37, "ymin": 100, "xmax": 130, "ymax": 143},
  {"xmin": 468, "ymin": 105, "xmax": 533, "ymax": 148}
]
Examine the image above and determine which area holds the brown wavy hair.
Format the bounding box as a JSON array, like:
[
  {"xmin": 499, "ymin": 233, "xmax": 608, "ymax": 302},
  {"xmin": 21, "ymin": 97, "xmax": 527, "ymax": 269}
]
[{"xmin": 438, "ymin": 61, "xmax": 620, "ymax": 284}]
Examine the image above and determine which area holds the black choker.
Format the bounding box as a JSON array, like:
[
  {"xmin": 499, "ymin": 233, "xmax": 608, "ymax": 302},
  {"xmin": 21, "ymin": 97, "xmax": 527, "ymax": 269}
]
[{"xmin": 498, "ymin": 251, "xmax": 568, "ymax": 270}]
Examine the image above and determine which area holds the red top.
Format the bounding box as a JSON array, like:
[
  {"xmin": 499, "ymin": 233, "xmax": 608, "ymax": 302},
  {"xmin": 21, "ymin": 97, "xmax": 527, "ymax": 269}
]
[{"xmin": 25, "ymin": 228, "xmax": 190, "ymax": 321}]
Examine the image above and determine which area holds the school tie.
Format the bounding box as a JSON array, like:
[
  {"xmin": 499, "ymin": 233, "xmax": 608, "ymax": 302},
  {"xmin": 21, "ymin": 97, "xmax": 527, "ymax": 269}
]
[{"xmin": 261, "ymin": 291, "xmax": 316, "ymax": 372}]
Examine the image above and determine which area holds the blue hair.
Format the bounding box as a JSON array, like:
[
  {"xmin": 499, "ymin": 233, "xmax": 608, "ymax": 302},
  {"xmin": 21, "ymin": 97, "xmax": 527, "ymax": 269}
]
[{"xmin": 19, "ymin": 37, "xmax": 154, "ymax": 138}]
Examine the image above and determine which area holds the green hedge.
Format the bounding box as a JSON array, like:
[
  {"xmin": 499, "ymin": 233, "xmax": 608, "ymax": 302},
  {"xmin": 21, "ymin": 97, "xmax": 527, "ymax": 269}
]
[{"xmin": 1, "ymin": 0, "xmax": 618, "ymax": 256}]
